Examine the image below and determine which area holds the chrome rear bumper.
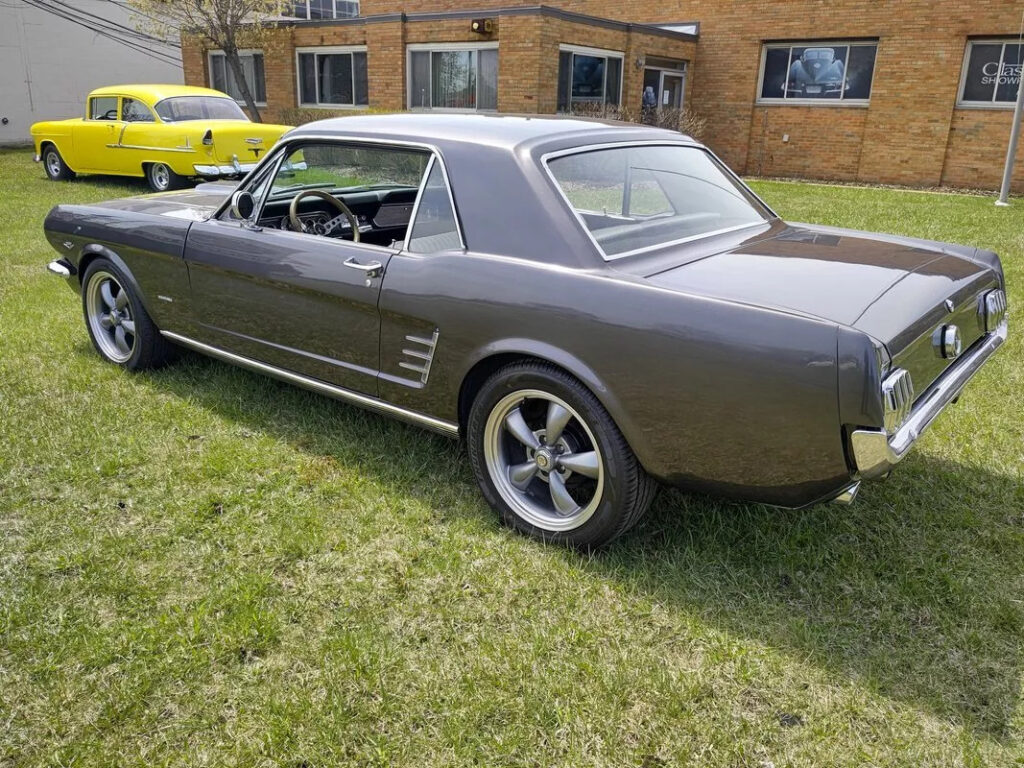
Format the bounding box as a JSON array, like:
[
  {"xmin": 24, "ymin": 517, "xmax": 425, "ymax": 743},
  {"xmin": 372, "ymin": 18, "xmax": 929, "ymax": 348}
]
[
  {"xmin": 851, "ymin": 320, "xmax": 1007, "ymax": 478},
  {"xmin": 193, "ymin": 161, "xmax": 258, "ymax": 178}
]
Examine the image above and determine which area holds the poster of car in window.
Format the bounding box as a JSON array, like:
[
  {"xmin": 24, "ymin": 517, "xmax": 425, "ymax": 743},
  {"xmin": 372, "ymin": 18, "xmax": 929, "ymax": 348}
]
[
  {"xmin": 760, "ymin": 43, "xmax": 877, "ymax": 101},
  {"xmin": 960, "ymin": 42, "xmax": 1023, "ymax": 104}
]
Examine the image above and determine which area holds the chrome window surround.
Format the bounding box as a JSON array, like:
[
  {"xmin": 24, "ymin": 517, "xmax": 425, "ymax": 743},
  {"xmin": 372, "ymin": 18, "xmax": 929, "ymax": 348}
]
[
  {"xmin": 540, "ymin": 141, "xmax": 778, "ymax": 262},
  {"xmin": 979, "ymin": 288, "xmax": 1008, "ymax": 332},
  {"xmin": 852, "ymin": 320, "xmax": 1008, "ymax": 479},
  {"xmin": 881, "ymin": 367, "xmax": 914, "ymax": 432},
  {"xmin": 211, "ymin": 134, "xmax": 466, "ymax": 252}
]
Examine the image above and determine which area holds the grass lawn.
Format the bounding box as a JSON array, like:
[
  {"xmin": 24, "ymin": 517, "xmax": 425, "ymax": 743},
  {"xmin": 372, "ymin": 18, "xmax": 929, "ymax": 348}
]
[{"xmin": 2, "ymin": 148, "xmax": 1023, "ymax": 767}]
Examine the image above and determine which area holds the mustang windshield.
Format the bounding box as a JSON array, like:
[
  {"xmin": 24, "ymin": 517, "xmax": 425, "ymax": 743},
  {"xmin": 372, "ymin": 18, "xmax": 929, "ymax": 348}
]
[
  {"xmin": 547, "ymin": 145, "xmax": 771, "ymax": 258},
  {"xmin": 154, "ymin": 96, "xmax": 248, "ymax": 122}
]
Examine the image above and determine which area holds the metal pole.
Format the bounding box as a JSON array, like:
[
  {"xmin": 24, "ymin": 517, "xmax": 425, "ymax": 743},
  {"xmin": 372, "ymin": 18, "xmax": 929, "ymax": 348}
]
[
  {"xmin": 997, "ymin": 12, "xmax": 1024, "ymax": 206},
  {"xmin": 995, "ymin": 72, "xmax": 1024, "ymax": 206}
]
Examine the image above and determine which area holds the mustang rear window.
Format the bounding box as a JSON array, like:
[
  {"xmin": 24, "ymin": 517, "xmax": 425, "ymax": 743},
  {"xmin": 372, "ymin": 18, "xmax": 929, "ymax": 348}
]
[{"xmin": 546, "ymin": 145, "xmax": 770, "ymax": 258}]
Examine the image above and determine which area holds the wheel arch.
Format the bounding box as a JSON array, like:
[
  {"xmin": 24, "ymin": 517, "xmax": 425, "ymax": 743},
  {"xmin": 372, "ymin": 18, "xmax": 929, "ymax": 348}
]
[
  {"xmin": 39, "ymin": 140, "xmax": 76, "ymax": 172},
  {"xmin": 77, "ymin": 245, "xmax": 158, "ymax": 319},
  {"xmin": 455, "ymin": 340, "xmax": 646, "ymax": 467}
]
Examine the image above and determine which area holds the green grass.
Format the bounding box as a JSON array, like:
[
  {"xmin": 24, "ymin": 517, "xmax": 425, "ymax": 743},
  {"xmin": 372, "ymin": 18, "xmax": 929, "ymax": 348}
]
[{"xmin": 2, "ymin": 149, "xmax": 1023, "ymax": 766}]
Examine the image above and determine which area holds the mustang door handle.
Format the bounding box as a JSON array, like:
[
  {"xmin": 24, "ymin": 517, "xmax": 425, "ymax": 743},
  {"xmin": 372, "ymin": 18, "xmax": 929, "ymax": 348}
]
[{"xmin": 343, "ymin": 257, "xmax": 383, "ymax": 278}]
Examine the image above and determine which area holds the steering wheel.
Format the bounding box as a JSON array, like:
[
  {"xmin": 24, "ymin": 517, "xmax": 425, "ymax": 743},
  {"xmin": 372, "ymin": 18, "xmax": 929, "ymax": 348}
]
[
  {"xmin": 103, "ymin": 109, "xmax": 118, "ymax": 120},
  {"xmin": 289, "ymin": 189, "xmax": 360, "ymax": 242}
]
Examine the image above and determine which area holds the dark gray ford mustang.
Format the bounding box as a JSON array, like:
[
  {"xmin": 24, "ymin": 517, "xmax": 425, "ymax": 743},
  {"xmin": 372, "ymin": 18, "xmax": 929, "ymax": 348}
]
[{"xmin": 43, "ymin": 114, "xmax": 1008, "ymax": 547}]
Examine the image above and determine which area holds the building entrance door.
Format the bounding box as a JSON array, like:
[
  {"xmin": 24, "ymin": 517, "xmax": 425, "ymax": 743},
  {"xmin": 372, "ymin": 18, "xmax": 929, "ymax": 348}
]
[{"xmin": 641, "ymin": 65, "xmax": 686, "ymax": 123}]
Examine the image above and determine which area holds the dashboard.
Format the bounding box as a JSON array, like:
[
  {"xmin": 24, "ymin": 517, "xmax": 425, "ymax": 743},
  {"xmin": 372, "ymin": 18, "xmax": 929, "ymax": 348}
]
[{"xmin": 258, "ymin": 186, "xmax": 419, "ymax": 247}]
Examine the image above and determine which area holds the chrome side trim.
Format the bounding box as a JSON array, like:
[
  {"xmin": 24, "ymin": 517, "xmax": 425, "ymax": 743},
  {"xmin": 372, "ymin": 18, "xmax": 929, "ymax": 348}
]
[
  {"xmin": 160, "ymin": 331, "xmax": 460, "ymax": 437},
  {"xmin": 852, "ymin": 320, "xmax": 1007, "ymax": 478},
  {"xmin": 106, "ymin": 143, "xmax": 195, "ymax": 153}
]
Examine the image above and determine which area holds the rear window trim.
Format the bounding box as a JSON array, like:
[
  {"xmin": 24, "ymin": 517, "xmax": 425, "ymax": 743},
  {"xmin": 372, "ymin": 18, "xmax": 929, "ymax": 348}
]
[{"xmin": 541, "ymin": 141, "xmax": 777, "ymax": 261}]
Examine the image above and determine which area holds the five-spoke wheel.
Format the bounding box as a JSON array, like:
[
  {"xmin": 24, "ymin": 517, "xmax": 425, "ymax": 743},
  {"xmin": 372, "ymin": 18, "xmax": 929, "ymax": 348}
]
[
  {"xmin": 469, "ymin": 361, "xmax": 656, "ymax": 548},
  {"xmin": 85, "ymin": 270, "xmax": 136, "ymax": 363},
  {"xmin": 81, "ymin": 258, "xmax": 176, "ymax": 370},
  {"xmin": 484, "ymin": 389, "xmax": 605, "ymax": 532}
]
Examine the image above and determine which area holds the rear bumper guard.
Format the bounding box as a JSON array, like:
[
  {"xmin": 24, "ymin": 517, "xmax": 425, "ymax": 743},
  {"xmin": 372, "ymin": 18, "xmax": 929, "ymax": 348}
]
[
  {"xmin": 851, "ymin": 320, "xmax": 1008, "ymax": 478},
  {"xmin": 193, "ymin": 160, "xmax": 258, "ymax": 178}
]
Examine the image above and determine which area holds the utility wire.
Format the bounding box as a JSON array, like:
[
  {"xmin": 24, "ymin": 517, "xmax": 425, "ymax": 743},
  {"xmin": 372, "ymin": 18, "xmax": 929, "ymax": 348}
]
[{"xmin": 20, "ymin": 0, "xmax": 181, "ymax": 65}]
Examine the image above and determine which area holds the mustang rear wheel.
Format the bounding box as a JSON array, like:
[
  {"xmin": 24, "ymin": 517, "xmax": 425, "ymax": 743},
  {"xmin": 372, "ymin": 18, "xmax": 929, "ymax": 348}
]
[
  {"xmin": 146, "ymin": 162, "xmax": 187, "ymax": 192},
  {"xmin": 42, "ymin": 145, "xmax": 75, "ymax": 181},
  {"xmin": 81, "ymin": 258, "xmax": 176, "ymax": 370},
  {"xmin": 468, "ymin": 362, "xmax": 656, "ymax": 548}
]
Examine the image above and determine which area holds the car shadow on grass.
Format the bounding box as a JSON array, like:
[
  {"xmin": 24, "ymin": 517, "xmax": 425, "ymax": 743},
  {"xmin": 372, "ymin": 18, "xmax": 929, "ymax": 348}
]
[{"xmin": 143, "ymin": 348, "xmax": 1023, "ymax": 740}]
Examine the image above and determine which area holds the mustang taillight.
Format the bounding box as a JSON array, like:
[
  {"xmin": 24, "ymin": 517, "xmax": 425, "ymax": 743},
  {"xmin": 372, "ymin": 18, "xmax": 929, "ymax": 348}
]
[
  {"xmin": 979, "ymin": 289, "xmax": 1007, "ymax": 332},
  {"xmin": 881, "ymin": 368, "xmax": 914, "ymax": 432},
  {"xmin": 202, "ymin": 129, "xmax": 213, "ymax": 146}
]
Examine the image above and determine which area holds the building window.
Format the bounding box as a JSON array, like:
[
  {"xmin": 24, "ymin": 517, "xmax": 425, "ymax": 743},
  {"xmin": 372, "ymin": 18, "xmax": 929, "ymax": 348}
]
[
  {"xmin": 557, "ymin": 45, "xmax": 623, "ymax": 113},
  {"xmin": 958, "ymin": 40, "xmax": 1023, "ymax": 107},
  {"xmin": 209, "ymin": 51, "xmax": 266, "ymax": 104},
  {"xmin": 757, "ymin": 42, "xmax": 877, "ymax": 104},
  {"xmin": 286, "ymin": 0, "xmax": 359, "ymax": 19},
  {"xmin": 407, "ymin": 44, "xmax": 498, "ymax": 111},
  {"xmin": 298, "ymin": 48, "xmax": 368, "ymax": 107}
]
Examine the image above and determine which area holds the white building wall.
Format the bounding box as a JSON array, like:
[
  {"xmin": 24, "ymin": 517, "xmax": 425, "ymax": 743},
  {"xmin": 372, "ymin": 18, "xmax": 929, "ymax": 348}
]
[{"xmin": 0, "ymin": 0, "xmax": 182, "ymax": 145}]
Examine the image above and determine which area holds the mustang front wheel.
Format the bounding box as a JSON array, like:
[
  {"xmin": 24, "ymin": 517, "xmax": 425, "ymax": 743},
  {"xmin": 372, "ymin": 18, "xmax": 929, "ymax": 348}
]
[
  {"xmin": 82, "ymin": 258, "xmax": 176, "ymax": 370},
  {"xmin": 146, "ymin": 162, "xmax": 186, "ymax": 192},
  {"xmin": 468, "ymin": 362, "xmax": 656, "ymax": 548}
]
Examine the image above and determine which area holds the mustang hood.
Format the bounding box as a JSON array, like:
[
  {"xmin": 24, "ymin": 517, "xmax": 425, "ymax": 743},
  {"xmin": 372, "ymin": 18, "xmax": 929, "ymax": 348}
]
[
  {"xmin": 644, "ymin": 223, "xmax": 1000, "ymax": 346},
  {"xmin": 87, "ymin": 185, "xmax": 232, "ymax": 221}
]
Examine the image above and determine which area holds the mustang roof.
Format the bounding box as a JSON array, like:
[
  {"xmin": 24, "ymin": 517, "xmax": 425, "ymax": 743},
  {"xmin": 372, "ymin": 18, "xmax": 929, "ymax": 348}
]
[
  {"xmin": 286, "ymin": 113, "xmax": 694, "ymax": 153},
  {"xmin": 88, "ymin": 84, "xmax": 230, "ymax": 103}
]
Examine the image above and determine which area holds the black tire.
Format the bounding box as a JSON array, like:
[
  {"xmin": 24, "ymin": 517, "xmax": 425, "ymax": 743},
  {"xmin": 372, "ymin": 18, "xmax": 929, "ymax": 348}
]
[
  {"xmin": 81, "ymin": 258, "xmax": 177, "ymax": 370},
  {"xmin": 42, "ymin": 145, "xmax": 76, "ymax": 181},
  {"xmin": 145, "ymin": 162, "xmax": 187, "ymax": 192},
  {"xmin": 467, "ymin": 361, "xmax": 657, "ymax": 549}
]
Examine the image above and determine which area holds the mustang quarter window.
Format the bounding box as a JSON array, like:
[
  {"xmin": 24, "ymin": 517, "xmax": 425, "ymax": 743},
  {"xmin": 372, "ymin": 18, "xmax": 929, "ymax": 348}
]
[{"xmin": 547, "ymin": 145, "xmax": 770, "ymax": 258}]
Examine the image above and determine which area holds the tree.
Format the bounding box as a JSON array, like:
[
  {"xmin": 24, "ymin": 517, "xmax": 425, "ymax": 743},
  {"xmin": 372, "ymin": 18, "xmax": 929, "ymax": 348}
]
[{"xmin": 127, "ymin": 0, "xmax": 288, "ymax": 122}]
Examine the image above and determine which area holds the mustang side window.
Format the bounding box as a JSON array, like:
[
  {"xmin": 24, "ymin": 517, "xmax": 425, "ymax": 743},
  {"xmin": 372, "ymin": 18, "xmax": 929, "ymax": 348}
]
[
  {"xmin": 89, "ymin": 96, "xmax": 119, "ymax": 121},
  {"xmin": 406, "ymin": 159, "xmax": 462, "ymax": 253}
]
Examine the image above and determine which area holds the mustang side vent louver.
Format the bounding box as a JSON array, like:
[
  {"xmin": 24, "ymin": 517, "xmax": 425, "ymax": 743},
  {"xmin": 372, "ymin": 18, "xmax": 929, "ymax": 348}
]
[{"xmin": 399, "ymin": 329, "xmax": 440, "ymax": 386}]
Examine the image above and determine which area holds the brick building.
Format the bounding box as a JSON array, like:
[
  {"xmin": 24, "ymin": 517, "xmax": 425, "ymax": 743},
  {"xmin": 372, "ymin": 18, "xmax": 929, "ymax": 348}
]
[{"xmin": 181, "ymin": 1, "xmax": 1024, "ymax": 190}]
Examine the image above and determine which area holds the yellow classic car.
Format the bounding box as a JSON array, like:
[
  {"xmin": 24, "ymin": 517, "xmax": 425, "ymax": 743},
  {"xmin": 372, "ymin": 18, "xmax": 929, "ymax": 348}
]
[{"xmin": 31, "ymin": 84, "xmax": 291, "ymax": 192}]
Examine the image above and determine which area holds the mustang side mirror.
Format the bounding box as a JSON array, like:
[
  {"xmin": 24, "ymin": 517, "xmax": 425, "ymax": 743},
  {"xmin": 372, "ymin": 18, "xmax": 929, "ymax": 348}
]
[{"xmin": 231, "ymin": 190, "xmax": 256, "ymax": 221}]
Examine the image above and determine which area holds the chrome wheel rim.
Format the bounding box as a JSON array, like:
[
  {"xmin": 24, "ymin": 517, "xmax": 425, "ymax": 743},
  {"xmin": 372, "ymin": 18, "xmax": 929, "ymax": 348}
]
[
  {"xmin": 45, "ymin": 151, "xmax": 61, "ymax": 177},
  {"xmin": 151, "ymin": 164, "xmax": 170, "ymax": 190},
  {"xmin": 85, "ymin": 271, "xmax": 136, "ymax": 363},
  {"xmin": 483, "ymin": 389, "xmax": 605, "ymax": 532}
]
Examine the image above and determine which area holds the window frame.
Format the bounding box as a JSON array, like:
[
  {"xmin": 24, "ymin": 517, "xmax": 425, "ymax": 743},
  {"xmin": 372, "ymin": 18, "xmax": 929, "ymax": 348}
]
[
  {"xmin": 87, "ymin": 95, "xmax": 121, "ymax": 121},
  {"xmin": 541, "ymin": 141, "xmax": 777, "ymax": 262},
  {"xmin": 120, "ymin": 96, "xmax": 156, "ymax": 123},
  {"xmin": 405, "ymin": 42, "xmax": 499, "ymax": 112},
  {"xmin": 755, "ymin": 40, "xmax": 877, "ymax": 107},
  {"xmin": 957, "ymin": 38, "xmax": 1024, "ymax": 109},
  {"xmin": 557, "ymin": 43, "xmax": 626, "ymax": 112},
  {"xmin": 295, "ymin": 45, "xmax": 370, "ymax": 109},
  {"xmin": 207, "ymin": 49, "xmax": 267, "ymax": 106},
  {"xmin": 214, "ymin": 136, "xmax": 466, "ymax": 254},
  {"xmin": 287, "ymin": 0, "xmax": 360, "ymax": 20}
]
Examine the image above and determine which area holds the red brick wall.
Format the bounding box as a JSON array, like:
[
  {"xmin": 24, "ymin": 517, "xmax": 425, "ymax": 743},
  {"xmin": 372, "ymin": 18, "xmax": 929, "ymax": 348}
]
[{"xmin": 178, "ymin": 0, "xmax": 1024, "ymax": 190}]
